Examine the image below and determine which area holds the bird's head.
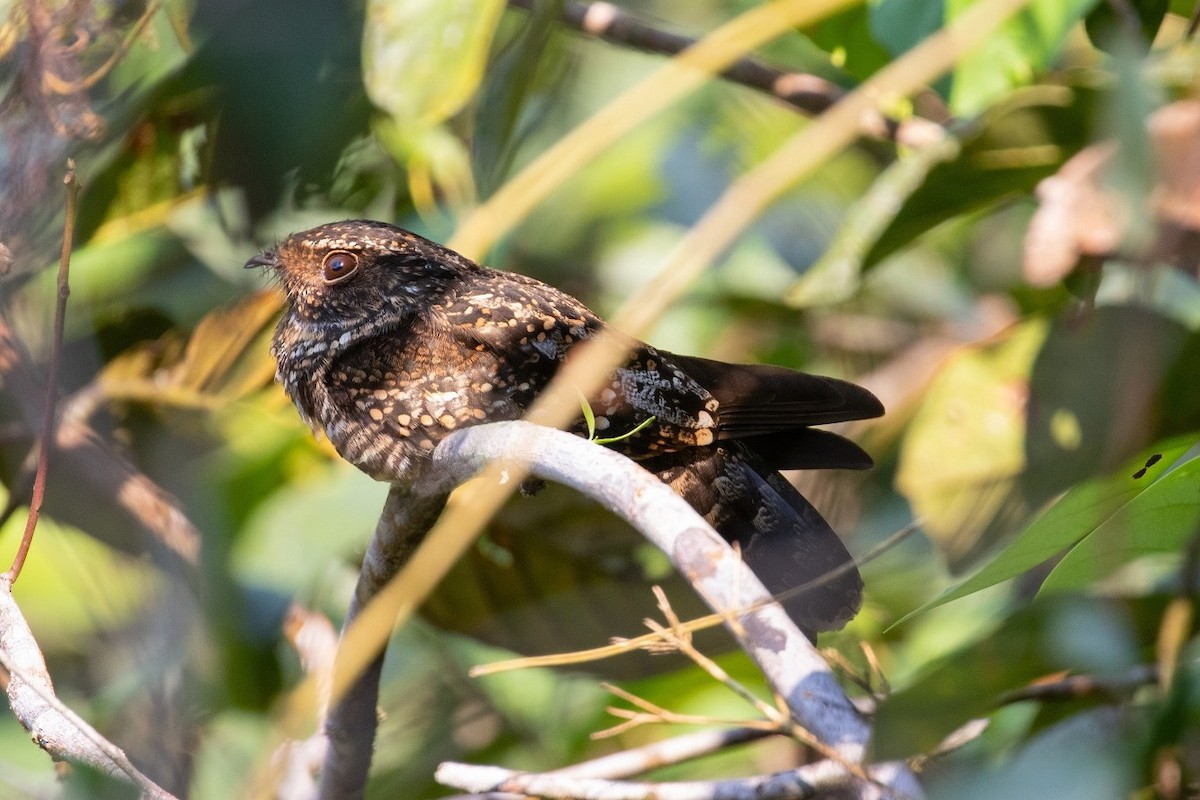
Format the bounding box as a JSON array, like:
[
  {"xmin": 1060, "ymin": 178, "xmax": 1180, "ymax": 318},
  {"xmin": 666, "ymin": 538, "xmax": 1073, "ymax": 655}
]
[{"xmin": 246, "ymin": 219, "xmax": 474, "ymax": 335}]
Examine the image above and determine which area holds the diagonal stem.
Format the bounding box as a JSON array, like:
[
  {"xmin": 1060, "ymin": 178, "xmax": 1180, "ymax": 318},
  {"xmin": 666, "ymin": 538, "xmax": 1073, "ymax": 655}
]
[{"xmin": 5, "ymin": 160, "xmax": 78, "ymax": 584}]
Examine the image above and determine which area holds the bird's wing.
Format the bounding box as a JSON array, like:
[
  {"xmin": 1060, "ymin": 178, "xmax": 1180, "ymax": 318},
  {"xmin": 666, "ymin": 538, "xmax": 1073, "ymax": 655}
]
[
  {"xmin": 439, "ymin": 269, "xmax": 722, "ymax": 451},
  {"xmin": 662, "ymin": 353, "xmax": 884, "ymax": 432}
]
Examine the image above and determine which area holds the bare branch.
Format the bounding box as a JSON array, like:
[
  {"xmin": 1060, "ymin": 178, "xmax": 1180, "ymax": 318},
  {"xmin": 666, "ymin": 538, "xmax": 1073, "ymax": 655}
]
[
  {"xmin": 430, "ymin": 424, "xmax": 867, "ymax": 743},
  {"xmin": 997, "ymin": 664, "xmax": 1160, "ymax": 705},
  {"xmin": 308, "ymin": 421, "xmax": 921, "ymax": 798},
  {"xmin": 429, "ymin": 423, "xmax": 922, "ymax": 798},
  {"xmin": 564, "ymin": 726, "xmax": 772, "ymax": 778},
  {"xmin": 436, "ymin": 758, "xmax": 917, "ymax": 800},
  {"xmin": 316, "ymin": 485, "xmax": 449, "ymax": 800},
  {"xmin": 5, "ymin": 160, "xmax": 77, "ymax": 583},
  {"xmin": 0, "ymin": 576, "xmax": 177, "ymax": 799},
  {"xmin": 432, "ymin": 728, "xmax": 782, "ymax": 800}
]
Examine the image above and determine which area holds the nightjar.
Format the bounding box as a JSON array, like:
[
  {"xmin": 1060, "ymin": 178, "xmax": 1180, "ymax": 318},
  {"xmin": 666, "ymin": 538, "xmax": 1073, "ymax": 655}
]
[{"xmin": 247, "ymin": 220, "xmax": 883, "ymax": 633}]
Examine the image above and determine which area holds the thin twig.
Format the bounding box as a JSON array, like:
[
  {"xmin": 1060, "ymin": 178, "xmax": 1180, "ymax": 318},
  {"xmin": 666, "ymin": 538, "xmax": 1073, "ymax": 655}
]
[
  {"xmin": 648, "ymin": 588, "xmax": 777, "ymax": 721},
  {"xmin": 595, "ymin": 680, "xmax": 779, "ymax": 740},
  {"xmin": 438, "ymin": 729, "xmax": 782, "ymax": 800},
  {"xmin": 820, "ymin": 647, "xmax": 878, "ymax": 699},
  {"xmin": 997, "ymin": 664, "xmax": 1160, "ymax": 705},
  {"xmin": 441, "ymin": 727, "xmax": 780, "ymax": 800},
  {"xmin": 641, "ymin": 601, "xmax": 878, "ymax": 790},
  {"xmin": 470, "ymin": 519, "xmax": 922, "ymax": 676},
  {"xmin": 5, "ymin": 161, "xmax": 77, "ymax": 584},
  {"xmin": 565, "ymin": 726, "xmax": 773, "ymax": 777},
  {"xmin": 860, "ymin": 641, "xmax": 890, "ymax": 696}
]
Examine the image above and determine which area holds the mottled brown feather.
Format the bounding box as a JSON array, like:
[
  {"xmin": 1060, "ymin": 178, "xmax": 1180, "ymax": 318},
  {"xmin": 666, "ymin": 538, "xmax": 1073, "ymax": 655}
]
[{"xmin": 253, "ymin": 219, "xmax": 883, "ymax": 633}]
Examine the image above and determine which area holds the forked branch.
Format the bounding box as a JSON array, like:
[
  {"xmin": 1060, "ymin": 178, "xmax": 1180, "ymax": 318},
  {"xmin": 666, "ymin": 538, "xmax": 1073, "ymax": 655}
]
[
  {"xmin": 0, "ymin": 577, "xmax": 177, "ymax": 799},
  {"xmin": 316, "ymin": 421, "xmax": 922, "ymax": 800}
]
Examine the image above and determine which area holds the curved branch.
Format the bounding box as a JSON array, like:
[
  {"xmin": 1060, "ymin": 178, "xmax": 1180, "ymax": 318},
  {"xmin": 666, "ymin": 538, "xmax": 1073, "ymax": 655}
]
[
  {"xmin": 0, "ymin": 576, "xmax": 177, "ymax": 799},
  {"xmin": 317, "ymin": 421, "xmax": 922, "ymax": 800}
]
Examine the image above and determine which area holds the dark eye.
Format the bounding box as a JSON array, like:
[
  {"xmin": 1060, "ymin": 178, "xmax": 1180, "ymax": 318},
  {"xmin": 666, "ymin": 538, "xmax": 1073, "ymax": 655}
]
[{"xmin": 322, "ymin": 251, "xmax": 359, "ymax": 283}]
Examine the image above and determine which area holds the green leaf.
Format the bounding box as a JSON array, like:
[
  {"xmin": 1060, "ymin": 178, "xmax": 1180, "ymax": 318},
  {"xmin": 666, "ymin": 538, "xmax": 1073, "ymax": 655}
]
[
  {"xmin": 578, "ymin": 390, "xmax": 597, "ymax": 440},
  {"xmin": 804, "ymin": 4, "xmax": 891, "ymax": 82},
  {"xmin": 864, "ymin": 83, "xmax": 1099, "ymax": 269},
  {"xmin": 948, "ymin": 0, "xmax": 1101, "ymax": 117},
  {"xmin": 1041, "ymin": 452, "xmax": 1200, "ymax": 592},
  {"xmin": 472, "ymin": 0, "xmax": 564, "ymax": 197},
  {"xmin": 787, "ymin": 131, "xmax": 961, "ymax": 307},
  {"xmin": 869, "ymin": 0, "xmax": 944, "ymax": 57},
  {"xmin": 1023, "ymin": 306, "xmax": 1190, "ymax": 498},
  {"xmin": 900, "ymin": 436, "xmax": 1197, "ymax": 622},
  {"xmin": 894, "ymin": 319, "xmax": 1047, "ymax": 567},
  {"xmin": 875, "ymin": 597, "xmax": 1145, "ymax": 761},
  {"xmin": 363, "ymin": 0, "xmax": 505, "ymax": 125}
]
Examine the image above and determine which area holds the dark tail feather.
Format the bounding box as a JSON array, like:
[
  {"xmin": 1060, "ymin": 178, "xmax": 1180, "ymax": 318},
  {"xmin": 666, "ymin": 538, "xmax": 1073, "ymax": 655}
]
[
  {"xmin": 647, "ymin": 443, "xmax": 863, "ymax": 635},
  {"xmin": 739, "ymin": 427, "xmax": 875, "ymax": 471},
  {"xmin": 662, "ymin": 353, "xmax": 884, "ymax": 435}
]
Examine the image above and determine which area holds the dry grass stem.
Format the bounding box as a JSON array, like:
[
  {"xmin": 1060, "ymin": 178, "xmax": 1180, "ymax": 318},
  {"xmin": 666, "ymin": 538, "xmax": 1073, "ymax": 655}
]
[{"xmin": 471, "ymin": 519, "xmax": 922, "ymax": 677}]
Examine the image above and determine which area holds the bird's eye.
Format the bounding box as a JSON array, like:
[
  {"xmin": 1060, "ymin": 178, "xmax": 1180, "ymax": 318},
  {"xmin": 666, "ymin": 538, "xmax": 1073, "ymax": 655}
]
[{"xmin": 322, "ymin": 251, "xmax": 359, "ymax": 284}]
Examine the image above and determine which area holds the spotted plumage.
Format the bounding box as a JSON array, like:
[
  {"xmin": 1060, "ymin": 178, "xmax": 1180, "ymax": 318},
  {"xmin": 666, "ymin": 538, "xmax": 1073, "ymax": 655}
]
[{"xmin": 248, "ymin": 220, "xmax": 883, "ymax": 633}]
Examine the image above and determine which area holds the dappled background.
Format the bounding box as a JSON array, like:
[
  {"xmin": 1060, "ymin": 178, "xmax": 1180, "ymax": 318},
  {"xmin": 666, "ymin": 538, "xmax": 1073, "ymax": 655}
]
[{"xmin": 1, "ymin": 0, "xmax": 1199, "ymax": 797}]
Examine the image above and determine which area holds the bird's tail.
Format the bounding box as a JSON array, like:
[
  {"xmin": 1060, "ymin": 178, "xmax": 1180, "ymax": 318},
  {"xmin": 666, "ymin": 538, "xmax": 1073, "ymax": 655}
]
[{"xmin": 648, "ymin": 442, "xmax": 863, "ymax": 635}]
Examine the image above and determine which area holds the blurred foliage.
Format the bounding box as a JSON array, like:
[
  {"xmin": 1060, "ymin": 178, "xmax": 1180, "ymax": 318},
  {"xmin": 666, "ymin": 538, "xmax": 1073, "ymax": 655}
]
[{"xmin": 0, "ymin": 0, "xmax": 1199, "ymax": 797}]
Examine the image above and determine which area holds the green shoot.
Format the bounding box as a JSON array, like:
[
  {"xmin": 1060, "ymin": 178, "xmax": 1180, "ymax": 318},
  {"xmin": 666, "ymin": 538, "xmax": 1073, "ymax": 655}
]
[
  {"xmin": 578, "ymin": 390, "xmax": 656, "ymax": 445},
  {"xmin": 594, "ymin": 415, "xmax": 656, "ymax": 446}
]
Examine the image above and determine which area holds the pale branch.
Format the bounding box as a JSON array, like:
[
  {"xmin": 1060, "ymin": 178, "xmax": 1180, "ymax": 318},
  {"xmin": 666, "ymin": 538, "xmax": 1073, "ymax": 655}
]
[
  {"xmin": 305, "ymin": 421, "xmax": 921, "ymax": 798},
  {"xmin": 426, "ymin": 424, "xmax": 882, "ymax": 757},
  {"xmin": 436, "ymin": 757, "xmax": 917, "ymax": 800},
  {"xmin": 559, "ymin": 726, "xmax": 772, "ymax": 778},
  {"xmin": 439, "ymin": 727, "xmax": 777, "ymax": 800},
  {"xmin": 0, "ymin": 576, "xmax": 177, "ymax": 799},
  {"xmin": 316, "ymin": 485, "xmax": 449, "ymax": 800}
]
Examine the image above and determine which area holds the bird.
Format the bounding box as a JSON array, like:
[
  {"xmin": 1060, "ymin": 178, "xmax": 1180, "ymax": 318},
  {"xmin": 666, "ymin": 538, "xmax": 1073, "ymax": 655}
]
[{"xmin": 246, "ymin": 219, "xmax": 883, "ymax": 634}]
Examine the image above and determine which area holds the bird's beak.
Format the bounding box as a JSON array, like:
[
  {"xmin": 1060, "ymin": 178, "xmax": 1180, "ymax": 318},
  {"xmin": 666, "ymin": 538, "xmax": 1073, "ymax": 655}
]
[{"xmin": 244, "ymin": 251, "xmax": 279, "ymax": 270}]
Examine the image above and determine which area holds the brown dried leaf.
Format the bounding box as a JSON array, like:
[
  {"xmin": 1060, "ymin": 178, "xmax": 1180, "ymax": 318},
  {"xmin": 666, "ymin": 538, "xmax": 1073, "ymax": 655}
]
[{"xmin": 1024, "ymin": 142, "xmax": 1123, "ymax": 287}]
